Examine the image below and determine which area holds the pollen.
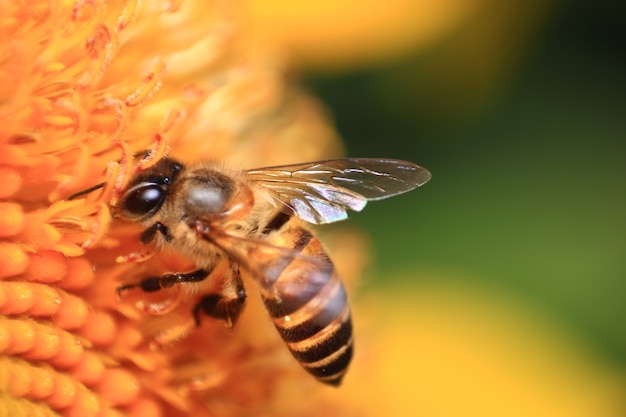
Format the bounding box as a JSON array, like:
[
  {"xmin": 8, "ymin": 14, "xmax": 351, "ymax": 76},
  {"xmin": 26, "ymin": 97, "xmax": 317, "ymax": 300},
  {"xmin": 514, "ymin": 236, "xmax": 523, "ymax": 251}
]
[
  {"xmin": 0, "ymin": 166, "xmax": 22, "ymax": 198},
  {"xmin": 0, "ymin": 243, "xmax": 29, "ymax": 279},
  {"xmin": 97, "ymin": 368, "xmax": 141, "ymax": 406}
]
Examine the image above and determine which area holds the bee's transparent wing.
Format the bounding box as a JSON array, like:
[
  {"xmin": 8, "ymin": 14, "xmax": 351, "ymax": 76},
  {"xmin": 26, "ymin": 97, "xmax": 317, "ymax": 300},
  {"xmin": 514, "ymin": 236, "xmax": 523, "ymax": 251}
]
[
  {"xmin": 246, "ymin": 158, "xmax": 431, "ymax": 224},
  {"xmin": 198, "ymin": 227, "xmax": 328, "ymax": 291}
]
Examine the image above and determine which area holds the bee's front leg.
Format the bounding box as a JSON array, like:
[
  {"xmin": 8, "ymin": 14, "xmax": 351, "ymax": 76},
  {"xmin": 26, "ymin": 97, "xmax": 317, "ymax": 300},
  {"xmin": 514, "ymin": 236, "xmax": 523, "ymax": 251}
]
[
  {"xmin": 117, "ymin": 268, "xmax": 210, "ymax": 296},
  {"xmin": 193, "ymin": 263, "xmax": 246, "ymax": 328}
]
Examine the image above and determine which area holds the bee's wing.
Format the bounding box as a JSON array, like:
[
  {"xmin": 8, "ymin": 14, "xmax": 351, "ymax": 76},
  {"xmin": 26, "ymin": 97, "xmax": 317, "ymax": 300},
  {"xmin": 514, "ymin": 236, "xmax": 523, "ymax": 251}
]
[
  {"xmin": 200, "ymin": 228, "xmax": 328, "ymax": 291},
  {"xmin": 246, "ymin": 158, "xmax": 431, "ymax": 225}
]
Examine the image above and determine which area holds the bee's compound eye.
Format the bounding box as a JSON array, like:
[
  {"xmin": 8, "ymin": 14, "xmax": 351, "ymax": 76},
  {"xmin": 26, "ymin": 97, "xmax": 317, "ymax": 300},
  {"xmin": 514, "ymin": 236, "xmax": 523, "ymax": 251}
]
[{"xmin": 120, "ymin": 183, "xmax": 166, "ymax": 217}]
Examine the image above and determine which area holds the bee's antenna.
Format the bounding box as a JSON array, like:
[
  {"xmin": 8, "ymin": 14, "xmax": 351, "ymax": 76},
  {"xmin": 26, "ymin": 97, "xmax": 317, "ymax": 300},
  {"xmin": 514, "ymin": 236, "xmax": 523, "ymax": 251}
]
[{"xmin": 67, "ymin": 183, "xmax": 106, "ymax": 200}]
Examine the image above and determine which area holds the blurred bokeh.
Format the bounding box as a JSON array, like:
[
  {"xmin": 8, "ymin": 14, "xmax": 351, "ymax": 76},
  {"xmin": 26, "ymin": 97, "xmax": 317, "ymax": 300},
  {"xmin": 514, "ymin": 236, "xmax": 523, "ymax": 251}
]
[{"xmin": 249, "ymin": 1, "xmax": 626, "ymax": 416}]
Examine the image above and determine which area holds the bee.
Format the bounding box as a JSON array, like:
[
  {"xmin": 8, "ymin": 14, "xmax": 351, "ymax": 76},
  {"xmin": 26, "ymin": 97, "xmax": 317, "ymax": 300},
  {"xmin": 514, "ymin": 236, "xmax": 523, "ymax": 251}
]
[{"xmin": 111, "ymin": 156, "xmax": 431, "ymax": 386}]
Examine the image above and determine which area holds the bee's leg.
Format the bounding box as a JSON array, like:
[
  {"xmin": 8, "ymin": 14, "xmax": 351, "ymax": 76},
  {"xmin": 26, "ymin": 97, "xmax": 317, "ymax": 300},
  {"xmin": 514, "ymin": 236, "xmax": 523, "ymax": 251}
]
[
  {"xmin": 193, "ymin": 264, "xmax": 246, "ymax": 328},
  {"xmin": 115, "ymin": 222, "xmax": 170, "ymax": 264},
  {"xmin": 117, "ymin": 269, "xmax": 210, "ymax": 296}
]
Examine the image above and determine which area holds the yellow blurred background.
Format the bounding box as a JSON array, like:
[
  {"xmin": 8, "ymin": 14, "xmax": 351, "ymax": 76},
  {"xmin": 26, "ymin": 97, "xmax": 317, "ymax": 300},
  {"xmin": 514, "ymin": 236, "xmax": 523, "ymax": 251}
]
[{"xmin": 246, "ymin": 1, "xmax": 626, "ymax": 416}]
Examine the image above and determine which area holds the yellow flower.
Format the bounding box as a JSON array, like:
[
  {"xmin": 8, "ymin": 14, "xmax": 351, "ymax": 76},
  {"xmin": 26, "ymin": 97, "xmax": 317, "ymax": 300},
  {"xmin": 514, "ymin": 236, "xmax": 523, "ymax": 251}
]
[{"xmin": 0, "ymin": 1, "xmax": 349, "ymax": 416}]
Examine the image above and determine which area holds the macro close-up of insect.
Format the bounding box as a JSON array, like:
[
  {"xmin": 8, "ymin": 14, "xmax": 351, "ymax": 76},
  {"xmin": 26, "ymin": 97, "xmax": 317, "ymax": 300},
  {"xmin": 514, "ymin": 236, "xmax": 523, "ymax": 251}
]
[
  {"xmin": 6, "ymin": 1, "xmax": 623, "ymax": 416},
  {"xmin": 90, "ymin": 155, "xmax": 431, "ymax": 386}
]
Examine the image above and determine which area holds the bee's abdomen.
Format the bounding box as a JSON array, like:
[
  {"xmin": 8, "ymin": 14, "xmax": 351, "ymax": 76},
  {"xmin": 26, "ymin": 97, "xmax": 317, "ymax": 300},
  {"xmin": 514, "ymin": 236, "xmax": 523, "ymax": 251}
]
[{"xmin": 260, "ymin": 228, "xmax": 353, "ymax": 386}]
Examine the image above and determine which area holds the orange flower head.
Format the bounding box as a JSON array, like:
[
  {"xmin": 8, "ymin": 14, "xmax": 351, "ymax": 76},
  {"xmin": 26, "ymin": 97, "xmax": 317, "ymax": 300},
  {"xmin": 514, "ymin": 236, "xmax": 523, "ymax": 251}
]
[{"xmin": 0, "ymin": 1, "xmax": 358, "ymax": 416}]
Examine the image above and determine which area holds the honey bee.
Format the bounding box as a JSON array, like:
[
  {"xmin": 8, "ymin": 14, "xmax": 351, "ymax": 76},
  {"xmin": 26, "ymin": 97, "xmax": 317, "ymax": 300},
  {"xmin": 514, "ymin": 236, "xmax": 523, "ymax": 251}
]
[{"xmin": 111, "ymin": 157, "xmax": 431, "ymax": 386}]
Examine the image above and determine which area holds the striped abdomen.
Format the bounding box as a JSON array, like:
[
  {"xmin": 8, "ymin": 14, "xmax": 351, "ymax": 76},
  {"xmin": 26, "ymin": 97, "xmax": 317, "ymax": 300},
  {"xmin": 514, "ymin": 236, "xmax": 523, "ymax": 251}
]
[{"xmin": 259, "ymin": 227, "xmax": 353, "ymax": 386}]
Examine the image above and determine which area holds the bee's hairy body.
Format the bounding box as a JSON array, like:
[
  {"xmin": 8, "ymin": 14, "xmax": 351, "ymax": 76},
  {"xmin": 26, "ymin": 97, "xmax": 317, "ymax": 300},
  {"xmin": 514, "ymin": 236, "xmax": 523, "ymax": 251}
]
[{"xmin": 113, "ymin": 156, "xmax": 431, "ymax": 386}]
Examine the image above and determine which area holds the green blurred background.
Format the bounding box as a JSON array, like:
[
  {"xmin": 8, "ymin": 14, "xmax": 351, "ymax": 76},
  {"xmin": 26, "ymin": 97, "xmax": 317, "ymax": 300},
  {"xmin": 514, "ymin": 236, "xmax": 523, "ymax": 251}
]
[{"xmin": 306, "ymin": 0, "xmax": 625, "ymax": 386}]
